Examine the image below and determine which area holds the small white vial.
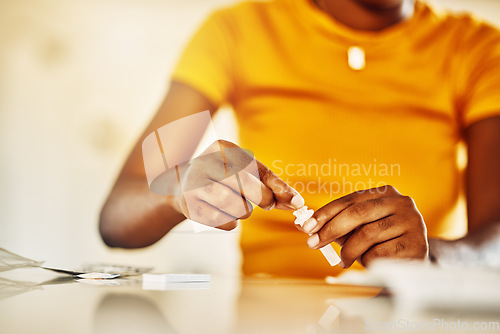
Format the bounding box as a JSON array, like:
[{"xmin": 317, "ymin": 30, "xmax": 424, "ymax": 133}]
[
  {"xmin": 293, "ymin": 206, "xmax": 314, "ymax": 227},
  {"xmin": 348, "ymin": 46, "xmax": 366, "ymax": 71},
  {"xmin": 293, "ymin": 206, "xmax": 342, "ymax": 267}
]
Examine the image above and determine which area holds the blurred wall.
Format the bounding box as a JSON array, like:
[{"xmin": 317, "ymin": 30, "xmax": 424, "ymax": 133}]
[
  {"xmin": 0, "ymin": 0, "xmax": 499, "ymax": 273},
  {"xmin": 0, "ymin": 0, "xmax": 239, "ymax": 273}
]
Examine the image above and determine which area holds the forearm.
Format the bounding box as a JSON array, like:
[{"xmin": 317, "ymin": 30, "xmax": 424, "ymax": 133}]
[
  {"xmin": 99, "ymin": 178, "xmax": 186, "ymax": 248},
  {"xmin": 428, "ymin": 221, "xmax": 500, "ymax": 268}
]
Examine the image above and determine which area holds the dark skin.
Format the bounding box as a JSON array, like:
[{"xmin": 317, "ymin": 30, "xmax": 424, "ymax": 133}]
[
  {"xmin": 100, "ymin": 0, "xmax": 500, "ymax": 269},
  {"xmin": 100, "ymin": 82, "xmax": 304, "ymax": 248}
]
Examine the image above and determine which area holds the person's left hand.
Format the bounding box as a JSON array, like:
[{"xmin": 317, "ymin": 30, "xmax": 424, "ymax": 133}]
[{"xmin": 297, "ymin": 185, "xmax": 429, "ymax": 268}]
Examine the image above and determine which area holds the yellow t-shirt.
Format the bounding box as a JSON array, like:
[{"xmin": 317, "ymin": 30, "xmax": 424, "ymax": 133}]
[{"xmin": 172, "ymin": 0, "xmax": 500, "ymax": 278}]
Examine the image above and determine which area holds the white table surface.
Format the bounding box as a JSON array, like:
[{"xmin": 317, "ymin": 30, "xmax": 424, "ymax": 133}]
[{"xmin": 0, "ymin": 268, "xmax": 498, "ymax": 334}]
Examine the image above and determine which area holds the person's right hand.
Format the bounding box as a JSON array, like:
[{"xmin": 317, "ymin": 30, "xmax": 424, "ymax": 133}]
[{"xmin": 170, "ymin": 140, "xmax": 304, "ymax": 230}]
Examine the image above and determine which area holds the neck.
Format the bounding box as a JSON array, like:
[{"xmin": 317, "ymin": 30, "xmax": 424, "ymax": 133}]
[{"xmin": 315, "ymin": 0, "xmax": 414, "ymax": 31}]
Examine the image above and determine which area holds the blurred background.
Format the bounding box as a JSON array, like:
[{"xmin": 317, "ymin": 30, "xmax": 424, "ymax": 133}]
[{"xmin": 1, "ymin": 0, "xmax": 499, "ymax": 274}]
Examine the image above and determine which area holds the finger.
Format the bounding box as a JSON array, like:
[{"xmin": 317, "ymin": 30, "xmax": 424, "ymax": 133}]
[
  {"xmin": 315, "ymin": 193, "xmax": 404, "ymax": 239},
  {"xmin": 307, "ymin": 195, "xmax": 410, "ymax": 249},
  {"xmin": 196, "ymin": 181, "xmax": 253, "ymax": 219},
  {"xmin": 307, "ymin": 197, "xmax": 398, "ymax": 249},
  {"xmin": 197, "ymin": 141, "xmax": 303, "ymax": 210},
  {"xmin": 181, "ymin": 198, "xmax": 238, "ymax": 229},
  {"xmin": 188, "ymin": 148, "xmax": 275, "ymax": 210},
  {"xmin": 360, "ymin": 234, "xmax": 428, "ymax": 267},
  {"xmin": 339, "ymin": 216, "xmax": 406, "ymax": 269},
  {"xmin": 299, "ymin": 226, "xmax": 352, "ymax": 246},
  {"xmin": 334, "ymin": 230, "xmax": 354, "ymax": 247},
  {"xmin": 220, "ymin": 145, "xmax": 303, "ymax": 210},
  {"xmin": 217, "ymin": 167, "xmax": 276, "ymax": 210},
  {"xmin": 300, "ymin": 185, "xmax": 399, "ymax": 234},
  {"xmin": 200, "ymin": 145, "xmax": 281, "ymax": 210}
]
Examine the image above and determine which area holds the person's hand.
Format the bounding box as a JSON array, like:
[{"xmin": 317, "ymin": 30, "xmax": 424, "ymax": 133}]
[
  {"xmin": 170, "ymin": 140, "xmax": 304, "ymax": 230},
  {"xmin": 297, "ymin": 185, "xmax": 428, "ymax": 268}
]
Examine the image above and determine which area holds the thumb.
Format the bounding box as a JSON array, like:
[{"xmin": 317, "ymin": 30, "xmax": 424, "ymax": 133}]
[
  {"xmin": 257, "ymin": 162, "xmax": 305, "ymax": 210},
  {"xmin": 217, "ymin": 140, "xmax": 304, "ymax": 210}
]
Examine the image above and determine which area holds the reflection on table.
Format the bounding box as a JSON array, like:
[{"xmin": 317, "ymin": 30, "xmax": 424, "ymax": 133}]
[{"xmin": 0, "ymin": 267, "xmax": 498, "ymax": 334}]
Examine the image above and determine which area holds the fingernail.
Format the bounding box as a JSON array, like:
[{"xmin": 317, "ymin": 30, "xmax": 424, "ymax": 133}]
[
  {"xmin": 290, "ymin": 194, "xmax": 305, "ymax": 209},
  {"xmin": 302, "ymin": 218, "xmax": 317, "ymax": 233},
  {"xmin": 307, "ymin": 234, "xmax": 320, "ymax": 248},
  {"xmin": 338, "ymin": 261, "xmax": 345, "ymax": 269}
]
